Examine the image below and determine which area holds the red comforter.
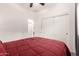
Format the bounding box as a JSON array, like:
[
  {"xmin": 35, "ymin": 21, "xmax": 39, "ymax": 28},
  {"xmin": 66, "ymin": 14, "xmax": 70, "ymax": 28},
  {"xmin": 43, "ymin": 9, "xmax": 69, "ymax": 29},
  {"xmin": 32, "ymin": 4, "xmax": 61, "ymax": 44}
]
[{"xmin": 3, "ymin": 37, "xmax": 71, "ymax": 56}]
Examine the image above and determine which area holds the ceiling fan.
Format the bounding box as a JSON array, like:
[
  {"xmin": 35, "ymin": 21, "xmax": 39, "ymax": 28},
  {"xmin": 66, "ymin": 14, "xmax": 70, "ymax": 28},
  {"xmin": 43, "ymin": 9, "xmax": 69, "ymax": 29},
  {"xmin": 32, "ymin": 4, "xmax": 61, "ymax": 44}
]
[{"xmin": 30, "ymin": 3, "xmax": 45, "ymax": 8}]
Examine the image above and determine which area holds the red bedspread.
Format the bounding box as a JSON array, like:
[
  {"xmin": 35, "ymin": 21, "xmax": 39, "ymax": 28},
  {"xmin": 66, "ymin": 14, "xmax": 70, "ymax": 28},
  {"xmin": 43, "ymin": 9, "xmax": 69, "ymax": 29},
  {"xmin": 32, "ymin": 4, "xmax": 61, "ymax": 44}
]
[{"xmin": 3, "ymin": 37, "xmax": 71, "ymax": 56}]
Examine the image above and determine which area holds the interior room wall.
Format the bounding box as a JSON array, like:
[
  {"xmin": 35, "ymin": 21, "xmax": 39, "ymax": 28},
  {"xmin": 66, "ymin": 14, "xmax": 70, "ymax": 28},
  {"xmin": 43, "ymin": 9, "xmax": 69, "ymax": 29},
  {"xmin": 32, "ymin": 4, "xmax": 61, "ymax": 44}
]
[
  {"xmin": 77, "ymin": 4, "xmax": 79, "ymax": 35},
  {"xmin": 77, "ymin": 3, "xmax": 79, "ymax": 55},
  {"xmin": 0, "ymin": 3, "xmax": 36, "ymax": 42},
  {"xmin": 0, "ymin": 3, "xmax": 76, "ymax": 55},
  {"xmin": 34, "ymin": 3, "xmax": 76, "ymax": 55}
]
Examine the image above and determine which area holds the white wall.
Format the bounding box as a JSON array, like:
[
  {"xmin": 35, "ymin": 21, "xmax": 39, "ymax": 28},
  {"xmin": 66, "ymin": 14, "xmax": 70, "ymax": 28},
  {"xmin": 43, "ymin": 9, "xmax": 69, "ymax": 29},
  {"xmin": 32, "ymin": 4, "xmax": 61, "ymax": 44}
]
[
  {"xmin": 0, "ymin": 3, "xmax": 76, "ymax": 54},
  {"xmin": 0, "ymin": 3, "xmax": 36, "ymax": 42},
  {"xmin": 34, "ymin": 3, "xmax": 76, "ymax": 54},
  {"xmin": 77, "ymin": 4, "xmax": 79, "ymax": 35}
]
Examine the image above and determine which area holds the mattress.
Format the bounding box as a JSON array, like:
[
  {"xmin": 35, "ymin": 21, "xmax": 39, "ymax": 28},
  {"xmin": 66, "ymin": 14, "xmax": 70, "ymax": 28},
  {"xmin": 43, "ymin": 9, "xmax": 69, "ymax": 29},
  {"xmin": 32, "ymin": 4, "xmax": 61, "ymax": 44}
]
[{"xmin": 3, "ymin": 37, "xmax": 71, "ymax": 56}]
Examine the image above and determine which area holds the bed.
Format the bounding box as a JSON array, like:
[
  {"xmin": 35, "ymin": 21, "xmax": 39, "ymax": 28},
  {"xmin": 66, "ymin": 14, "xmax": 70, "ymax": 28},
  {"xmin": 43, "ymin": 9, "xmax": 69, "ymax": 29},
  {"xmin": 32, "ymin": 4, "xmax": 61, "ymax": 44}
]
[{"xmin": 2, "ymin": 37, "xmax": 71, "ymax": 56}]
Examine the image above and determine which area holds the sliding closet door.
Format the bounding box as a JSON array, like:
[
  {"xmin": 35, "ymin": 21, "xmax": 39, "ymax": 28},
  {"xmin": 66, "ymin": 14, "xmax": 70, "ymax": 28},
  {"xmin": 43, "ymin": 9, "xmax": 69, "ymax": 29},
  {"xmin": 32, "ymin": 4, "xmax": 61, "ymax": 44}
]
[{"xmin": 35, "ymin": 3, "xmax": 76, "ymax": 55}]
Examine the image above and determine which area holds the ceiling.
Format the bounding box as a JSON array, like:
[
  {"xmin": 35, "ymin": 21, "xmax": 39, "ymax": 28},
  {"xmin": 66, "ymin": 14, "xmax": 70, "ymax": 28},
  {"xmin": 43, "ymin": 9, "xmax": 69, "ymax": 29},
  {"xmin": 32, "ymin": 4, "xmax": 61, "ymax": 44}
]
[
  {"xmin": 17, "ymin": 3, "xmax": 56, "ymax": 12},
  {"xmin": 0, "ymin": 3, "xmax": 57, "ymax": 13}
]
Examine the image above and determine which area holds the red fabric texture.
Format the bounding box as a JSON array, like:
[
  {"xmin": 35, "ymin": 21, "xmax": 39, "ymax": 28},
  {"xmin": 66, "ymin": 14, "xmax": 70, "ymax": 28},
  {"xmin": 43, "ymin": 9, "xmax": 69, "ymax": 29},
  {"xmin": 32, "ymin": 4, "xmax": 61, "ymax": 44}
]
[
  {"xmin": 0, "ymin": 41, "xmax": 7, "ymax": 56},
  {"xmin": 3, "ymin": 37, "xmax": 71, "ymax": 56}
]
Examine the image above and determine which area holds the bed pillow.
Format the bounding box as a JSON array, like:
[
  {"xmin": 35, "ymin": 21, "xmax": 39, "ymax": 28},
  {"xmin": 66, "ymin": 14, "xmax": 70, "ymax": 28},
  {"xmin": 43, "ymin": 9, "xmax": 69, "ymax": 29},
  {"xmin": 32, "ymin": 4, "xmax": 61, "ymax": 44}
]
[{"xmin": 0, "ymin": 40, "xmax": 7, "ymax": 56}]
